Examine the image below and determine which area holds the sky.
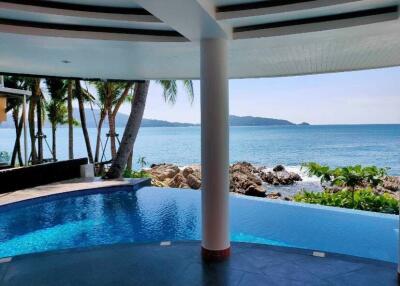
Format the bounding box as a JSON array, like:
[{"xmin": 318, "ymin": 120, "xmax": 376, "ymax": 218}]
[{"xmin": 115, "ymin": 66, "xmax": 400, "ymax": 125}]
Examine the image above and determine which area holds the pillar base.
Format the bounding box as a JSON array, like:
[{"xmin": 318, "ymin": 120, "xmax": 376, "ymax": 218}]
[{"xmin": 202, "ymin": 247, "xmax": 231, "ymax": 261}]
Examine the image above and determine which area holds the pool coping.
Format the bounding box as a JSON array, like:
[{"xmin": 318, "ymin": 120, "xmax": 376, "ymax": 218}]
[{"xmin": 0, "ymin": 177, "xmax": 151, "ymax": 211}]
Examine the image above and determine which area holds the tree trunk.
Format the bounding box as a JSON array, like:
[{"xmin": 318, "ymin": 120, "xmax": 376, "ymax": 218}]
[
  {"xmin": 28, "ymin": 96, "xmax": 37, "ymax": 164},
  {"xmin": 52, "ymin": 123, "xmax": 56, "ymax": 161},
  {"xmin": 11, "ymin": 108, "xmax": 23, "ymax": 166},
  {"xmin": 107, "ymin": 103, "xmax": 117, "ymax": 159},
  {"xmin": 127, "ymin": 150, "xmax": 133, "ymax": 171},
  {"xmin": 104, "ymin": 81, "xmax": 149, "ymax": 179},
  {"xmin": 36, "ymin": 97, "xmax": 43, "ymax": 163},
  {"xmin": 67, "ymin": 81, "xmax": 74, "ymax": 159},
  {"xmin": 75, "ymin": 80, "xmax": 94, "ymax": 163},
  {"xmin": 94, "ymin": 109, "xmax": 106, "ymax": 163}
]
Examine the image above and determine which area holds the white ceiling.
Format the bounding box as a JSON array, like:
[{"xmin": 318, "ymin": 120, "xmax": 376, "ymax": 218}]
[
  {"xmin": 0, "ymin": 0, "xmax": 398, "ymax": 79},
  {"xmin": 44, "ymin": 0, "xmax": 143, "ymax": 8}
]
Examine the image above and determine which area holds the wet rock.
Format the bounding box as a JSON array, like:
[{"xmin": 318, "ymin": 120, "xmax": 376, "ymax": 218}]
[
  {"xmin": 273, "ymin": 165, "xmax": 285, "ymax": 172},
  {"xmin": 266, "ymin": 192, "xmax": 282, "ymax": 199},
  {"xmin": 260, "ymin": 165, "xmax": 302, "ymax": 186}
]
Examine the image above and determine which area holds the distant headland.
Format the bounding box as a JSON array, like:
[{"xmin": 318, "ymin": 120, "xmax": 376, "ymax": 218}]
[{"xmin": 0, "ymin": 108, "xmax": 309, "ymax": 128}]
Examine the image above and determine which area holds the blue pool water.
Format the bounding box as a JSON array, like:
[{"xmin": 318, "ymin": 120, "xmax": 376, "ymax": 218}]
[{"xmin": 0, "ymin": 187, "xmax": 398, "ymax": 262}]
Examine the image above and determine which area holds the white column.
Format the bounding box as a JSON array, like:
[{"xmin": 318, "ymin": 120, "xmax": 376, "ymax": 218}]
[{"xmin": 200, "ymin": 38, "xmax": 230, "ymax": 260}]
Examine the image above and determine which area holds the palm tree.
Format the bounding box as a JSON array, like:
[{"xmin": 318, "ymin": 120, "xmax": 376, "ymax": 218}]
[
  {"xmin": 66, "ymin": 80, "xmax": 74, "ymax": 160},
  {"xmin": 92, "ymin": 81, "xmax": 133, "ymax": 160},
  {"xmin": 45, "ymin": 79, "xmax": 68, "ymax": 161},
  {"xmin": 105, "ymin": 80, "xmax": 193, "ymax": 179},
  {"xmin": 75, "ymin": 80, "xmax": 94, "ymax": 163}
]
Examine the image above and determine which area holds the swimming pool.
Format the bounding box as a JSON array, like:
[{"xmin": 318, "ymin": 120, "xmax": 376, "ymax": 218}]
[{"xmin": 0, "ymin": 186, "xmax": 398, "ymax": 262}]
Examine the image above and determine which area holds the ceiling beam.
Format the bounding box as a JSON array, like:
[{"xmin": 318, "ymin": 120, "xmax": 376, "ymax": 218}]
[{"xmin": 134, "ymin": 0, "xmax": 231, "ymax": 41}]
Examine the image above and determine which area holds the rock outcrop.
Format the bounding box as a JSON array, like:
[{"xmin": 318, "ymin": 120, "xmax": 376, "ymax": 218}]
[
  {"xmin": 229, "ymin": 162, "xmax": 266, "ymax": 197},
  {"xmin": 148, "ymin": 164, "xmax": 202, "ymax": 190},
  {"xmin": 147, "ymin": 162, "xmax": 305, "ymax": 200},
  {"xmin": 260, "ymin": 165, "xmax": 302, "ymax": 185}
]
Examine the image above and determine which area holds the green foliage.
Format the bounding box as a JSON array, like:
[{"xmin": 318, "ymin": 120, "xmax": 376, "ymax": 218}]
[
  {"xmin": 46, "ymin": 100, "xmax": 68, "ymax": 127},
  {"xmin": 301, "ymin": 162, "xmax": 388, "ymax": 188},
  {"xmin": 45, "ymin": 79, "xmax": 68, "ymax": 127},
  {"xmin": 0, "ymin": 151, "xmax": 10, "ymax": 163},
  {"xmin": 122, "ymin": 168, "xmax": 150, "ymax": 179},
  {"xmin": 294, "ymin": 189, "xmax": 399, "ymax": 214},
  {"xmin": 156, "ymin": 80, "xmax": 194, "ymax": 105},
  {"xmin": 137, "ymin": 156, "xmax": 148, "ymax": 169}
]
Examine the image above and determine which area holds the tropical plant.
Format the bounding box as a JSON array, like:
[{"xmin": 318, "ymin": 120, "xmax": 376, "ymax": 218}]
[
  {"xmin": 122, "ymin": 168, "xmax": 150, "ymax": 179},
  {"xmin": 105, "ymin": 80, "xmax": 194, "ymax": 179},
  {"xmin": 137, "ymin": 156, "xmax": 148, "ymax": 169},
  {"xmin": 302, "ymin": 163, "xmax": 388, "ymax": 204},
  {"xmin": 294, "ymin": 188, "xmax": 399, "ymax": 214},
  {"xmin": 75, "ymin": 80, "xmax": 94, "ymax": 163},
  {"xmin": 66, "ymin": 80, "xmax": 74, "ymax": 159},
  {"xmin": 45, "ymin": 79, "xmax": 68, "ymax": 161},
  {"xmin": 91, "ymin": 81, "xmax": 133, "ymax": 161}
]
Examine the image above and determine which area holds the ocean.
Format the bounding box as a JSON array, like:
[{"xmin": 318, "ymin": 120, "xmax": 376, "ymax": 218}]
[{"xmin": 1, "ymin": 124, "xmax": 399, "ymax": 195}]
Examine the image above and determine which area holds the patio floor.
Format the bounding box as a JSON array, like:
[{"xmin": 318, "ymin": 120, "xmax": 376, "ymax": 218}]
[
  {"xmin": 0, "ymin": 177, "xmax": 151, "ymax": 207},
  {"xmin": 0, "ymin": 241, "xmax": 396, "ymax": 286}
]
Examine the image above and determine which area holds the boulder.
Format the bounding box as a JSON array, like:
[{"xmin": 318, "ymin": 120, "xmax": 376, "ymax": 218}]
[
  {"xmin": 230, "ymin": 162, "xmax": 266, "ymax": 197},
  {"xmin": 266, "ymin": 192, "xmax": 282, "ymax": 199},
  {"xmin": 149, "ymin": 163, "xmax": 180, "ymax": 181},
  {"xmin": 260, "ymin": 166, "xmax": 302, "ymax": 186},
  {"xmin": 182, "ymin": 167, "xmax": 194, "ymax": 178},
  {"xmin": 382, "ymin": 176, "xmax": 400, "ymax": 192},
  {"xmin": 168, "ymin": 173, "xmax": 188, "ymax": 188},
  {"xmin": 186, "ymin": 174, "xmax": 201, "ymax": 189},
  {"xmin": 273, "ymin": 165, "xmax": 285, "ymax": 172}
]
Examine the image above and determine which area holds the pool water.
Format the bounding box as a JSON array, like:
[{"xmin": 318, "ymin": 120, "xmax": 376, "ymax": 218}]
[{"xmin": 0, "ymin": 187, "xmax": 398, "ymax": 262}]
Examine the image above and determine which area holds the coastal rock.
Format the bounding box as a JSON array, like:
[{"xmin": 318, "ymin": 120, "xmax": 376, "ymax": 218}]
[
  {"xmin": 186, "ymin": 173, "xmax": 201, "ymax": 189},
  {"xmin": 273, "ymin": 165, "xmax": 285, "ymax": 172},
  {"xmin": 169, "ymin": 173, "xmax": 188, "ymax": 188},
  {"xmin": 266, "ymin": 192, "xmax": 282, "ymax": 199},
  {"xmin": 182, "ymin": 167, "xmax": 194, "ymax": 178},
  {"xmin": 230, "ymin": 162, "xmax": 266, "ymax": 197},
  {"xmin": 260, "ymin": 165, "xmax": 302, "ymax": 186},
  {"xmin": 382, "ymin": 176, "xmax": 400, "ymax": 192},
  {"xmin": 149, "ymin": 163, "xmax": 180, "ymax": 181},
  {"xmin": 149, "ymin": 162, "xmax": 310, "ymax": 199}
]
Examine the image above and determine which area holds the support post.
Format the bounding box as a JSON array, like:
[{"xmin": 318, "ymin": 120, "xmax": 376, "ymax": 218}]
[
  {"xmin": 23, "ymin": 94, "xmax": 28, "ymax": 166},
  {"xmin": 200, "ymin": 38, "xmax": 230, "ymax": 261}
]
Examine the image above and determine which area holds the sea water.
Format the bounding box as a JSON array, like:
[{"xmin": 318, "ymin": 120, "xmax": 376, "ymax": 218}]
[{"xmin": 0, "ymin": 125, "xmax": 399, "ymax": 194}]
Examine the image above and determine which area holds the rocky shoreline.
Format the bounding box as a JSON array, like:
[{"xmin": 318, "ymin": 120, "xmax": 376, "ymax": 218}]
[
  {"xmin": 147, "ymin": 162, "xmax": 400, "ymax": 201},
  {"xmin": 149, "ymin": 162, "xmax": 304, "ymax": 200}
]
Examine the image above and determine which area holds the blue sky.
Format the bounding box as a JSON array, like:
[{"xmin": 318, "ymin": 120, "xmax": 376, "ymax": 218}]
[{"xmin": 118, "ymin": 66, "xmax": 400, "ymax": 125}]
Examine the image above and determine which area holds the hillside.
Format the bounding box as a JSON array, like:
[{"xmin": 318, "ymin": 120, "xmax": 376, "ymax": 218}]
[
  {"xmin": 229, "ymin": 115, "xmax": 295, "ymax": 126},
  {"xmin": 0, "ymin": 108, "xmax": 308, "ymax": 128}
]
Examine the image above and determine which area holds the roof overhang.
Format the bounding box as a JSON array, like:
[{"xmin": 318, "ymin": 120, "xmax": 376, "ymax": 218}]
[{"xmin": 0, "ymin": 0, "xmax": 398, "ymax": 80}]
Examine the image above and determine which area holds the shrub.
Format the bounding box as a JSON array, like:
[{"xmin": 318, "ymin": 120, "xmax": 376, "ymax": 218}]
[
  {"xmin": 294, "ymin": 189, "xmax": 399, "ymax": 215},
  {"xmin": 123, "ymin": 168, "xmax": 150, "ymax": 179}
]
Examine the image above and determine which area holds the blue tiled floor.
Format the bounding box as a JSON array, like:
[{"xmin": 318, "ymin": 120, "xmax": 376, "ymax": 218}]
[{"xmin": 0, "ymin": 242, "xmax": 397, "ymax": 285}]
